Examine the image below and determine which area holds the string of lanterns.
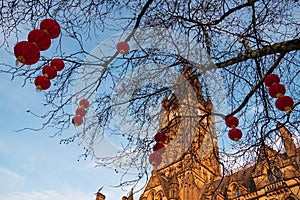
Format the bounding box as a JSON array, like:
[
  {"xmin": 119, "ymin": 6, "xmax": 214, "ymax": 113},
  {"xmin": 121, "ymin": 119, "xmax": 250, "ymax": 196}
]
[
  {"xmin": 225, "ymin": 116, "xmax": 243, "ymax": 141},
  {"xmin": 70, "ymin": 42, "xmax": 129, "ymax": 127},
  {"xmin": 34, "ymin": 58, "xmax": 65, "ymax": 90},
  {"xmin": 13, "ymin": 22, "xmax": 296, "ymax": 162},
  {"xmin": 14, "ymin": 18, "xmax": 61, "ymax": 66},
  {"xmin": 148, "ymin": 131, "xmax": 168, "ymax": 168},
  {"xmin": 72, "ymin": 99, "xmax": 90, "ymax": 126},
  {"xmin": 264, "ymin": 73, "xmax": 294, "ymax": 112}
]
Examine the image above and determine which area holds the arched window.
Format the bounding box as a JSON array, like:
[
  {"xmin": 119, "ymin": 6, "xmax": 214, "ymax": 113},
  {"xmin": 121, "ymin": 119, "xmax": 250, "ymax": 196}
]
[
  {"xmin": 147, "ymin": 191, "xmax": 155, "ymax": 200},
  {"xmin": 155, "ymin": 191, "xmax": 163, "ymax": 200},
  {"xmin": 228, "ymin": 182, "xmax": 240, "ymax": 198},
  {"xmin": 227, "ymin": 182, "xmax": 241, "ymax": 198},
  {"xmin": 232, "ymin": 183, "xmax": 240, "ymax": 197}
]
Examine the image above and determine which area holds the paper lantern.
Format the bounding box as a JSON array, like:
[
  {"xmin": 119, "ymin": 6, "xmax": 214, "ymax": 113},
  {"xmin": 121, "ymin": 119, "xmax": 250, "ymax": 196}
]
[
  {"xmin": 34, "ymin": 75, "xmax": 51, "ymax": 90},
  {"xmin": 264, "ymin": 74, "xmax": 280, "ymax": 87},
  {"xmin": 79, "ymin": 99, "xmax": 90, "ymax": 108},
  {"xmin": 76, "ymin": 107, "xmax": 87, "ymax": 117},
  {"xmin": 153, "ymin": 143, "xmax": 166, "ymax": 154},
  {"xmin": 28, "ymin": 29, "xmax": 51, "ymax": 51},
  {"xmin": 154, "ymin": 132, "xmax": 168, "ymax": 143},
  {"xmin": 225, "ymin": 116, "xmax": 239, "ymax": 128},
  {"xmin": 149, "ymin": 152, "xmax": 162, "ymax": 166},
  {"xmin": 228, "ymin": 128, "xmax": 243, "ymax": 141},
  {"xmin": 268, "ymin": 83, "xmax": 286, "ymax": 98},
  {"xmin": 14, "ymin": 41, "xmax": 40, "ymax": 65},
  {"xmin": 275, "ymin": 96, "xmax": 294, "ymax": 112},
  {"xmin": 40, "ymin": 19, "xmax": 61, "ymax": 39},
  {"xmin": 72, "ymin": 115, "xmax": 83, "ymax": 126},
  {"xmin": 50, "ymin": 58, "xmax": 64, "ymax": 71},
  {"xmin": 42, "ymin": 65, "xmax": 57, "ymax": 79},
  {"xmin": 116, "ymin": 41, "xmax": 130, "ymax": 54}
]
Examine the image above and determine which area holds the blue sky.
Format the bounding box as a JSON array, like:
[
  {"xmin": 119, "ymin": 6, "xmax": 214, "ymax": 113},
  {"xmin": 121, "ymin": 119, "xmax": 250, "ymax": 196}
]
[
  {"xmin": 0, "ymin": 72, "xmax": 137, "ymax": 200},
  {"xmin": 0, "ymin": 27, "xmax": 139, "ymax": 199}
]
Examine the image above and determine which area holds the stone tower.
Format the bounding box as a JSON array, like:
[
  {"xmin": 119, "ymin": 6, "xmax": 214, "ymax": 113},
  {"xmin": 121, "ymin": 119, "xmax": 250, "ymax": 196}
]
[
  {"xmin": 139, "ymin": 65, "xmax": 222, "ymax": 200},
  {"xmin": 137, "ymin": 66, "xmax": 300, "ymax": 200},
  {"xmin": 97, "ymin": 65, "xmax": 300, "ymax": 199}
]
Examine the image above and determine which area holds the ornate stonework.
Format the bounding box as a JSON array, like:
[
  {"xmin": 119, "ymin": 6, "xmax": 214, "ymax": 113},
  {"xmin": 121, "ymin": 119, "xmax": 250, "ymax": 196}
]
[{"xmin": 97, "ymin": 66, "xmax": 300, "ymax": 200}]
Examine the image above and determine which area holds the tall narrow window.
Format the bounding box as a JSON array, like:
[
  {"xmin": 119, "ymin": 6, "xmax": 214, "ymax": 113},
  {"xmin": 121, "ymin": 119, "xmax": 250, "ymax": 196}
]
[
  {"xmin": 274, "ymin": 166, "xmax": 282, "ymax": 181},
  {"xmin": 268, "ymin": 169, "xmax": 275, "ymax": 183}
]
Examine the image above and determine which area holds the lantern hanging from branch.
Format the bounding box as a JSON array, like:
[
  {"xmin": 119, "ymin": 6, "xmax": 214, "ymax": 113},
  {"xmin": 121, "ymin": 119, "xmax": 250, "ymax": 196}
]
[
  {"xmin": 42, "ymin": 66, "xmax": 57, "ymax": 79},
  {"xmin": 149, "ymin": 152, "xmax": 162, "ymax": 167},
  {"xmin": 154, "ymin": 132, "xmax": 168, "ymax": 143},
  {"xmin": 268, "ymin": 83, "xmax": 286, "ymax": 98},
  {"xmin": 40, "ymin": 19, "xmax": 61, "ymax": 39},
  {"xmin": 34, "ymin": 76, "xmax": 51, "ymax": 90},
  {"xmin": 153, "ymin": 143, "xmax": 166, "ymax": 154},
  {"xmin": 116, "ymin": 41, "xmax": 130, "ymax": 54},
  {"xmin": 50, "ymin": 58, "xmax": 65, "ymax": 71},
  {"xmin": 275, "ymin": 96, "xmax": 294, "ymax": 112},
  {"xmin": 28, "ymin": 29, "xmax": 51, "ymax": 51},
  {"xmin": 225, "ymin": 116, "xmax": 239, "ymax": 128},
  {"xmin": 264, "ymin": 74, "xmax": 280, "ymax": 87},
  {"xmin": 14, "ymin": 41, "xmax": 40, "ymax": 65},
  {"xmin": 228, "ymin": 128, "xmax": 243, "ymax": 141},
  {"xmin": 76, "ymin": 107, "xmax": 87, "ymax": 117},
  {"xmin": 79, "ymin": 99, "xmax": 90, "ymax": 108},
  {"xmin": 72, "ymin": 115, "xmax": 83, "ymax": 126}
]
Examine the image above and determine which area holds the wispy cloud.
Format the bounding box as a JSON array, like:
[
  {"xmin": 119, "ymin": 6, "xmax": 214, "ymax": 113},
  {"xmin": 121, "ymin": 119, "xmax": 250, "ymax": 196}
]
[
  {"xmin": 0, "ymin": 187, "xmax": 132, "ymax": 200},
  {"xmin": 0, "ymin": 166, "xmax": 25, "ymax": 192},
  {"xmin": 0, "ymin": 190, "xmax": 91, "ymax": 200}
]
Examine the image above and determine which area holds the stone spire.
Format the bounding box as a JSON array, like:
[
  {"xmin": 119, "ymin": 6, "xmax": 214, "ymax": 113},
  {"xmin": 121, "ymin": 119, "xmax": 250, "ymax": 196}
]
[
  {"xmin": 95, "ymin": 192, "xmax": 105, "ymax": 200},
  {"xmin": 277, "ymin": 123, "xmax": 296, "ymax": 157},
  {"xmin": 122, "ymin": 188, "xmax": 134, "ymax": 200}
]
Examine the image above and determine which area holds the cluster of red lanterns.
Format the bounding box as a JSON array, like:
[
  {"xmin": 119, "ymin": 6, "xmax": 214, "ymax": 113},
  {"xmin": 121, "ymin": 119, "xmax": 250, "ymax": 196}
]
[
  {"xmin": 72, "ymin": 99, "xmax": 90, "ymax": 126},
  {"xmin": 14, "ymin": 19, "xmax": 61, "ymax": 66},
  {"xmin": 34, "ymin": 58, "xmax": 65, "ymax": 90},
  {"xmin": 225, "ymin": 116, "xmax": 243, "ymax": 141},
  {"xmin": 264, "ymin": 74, "xmax": 294, "ymax": 112},
  {"xmin": 116, "ymin": 41, "xmax": 130, "ymax": 54},
  {"xmin": 148, "ymin": 131, "xmax": 168, "ymax": 168}
]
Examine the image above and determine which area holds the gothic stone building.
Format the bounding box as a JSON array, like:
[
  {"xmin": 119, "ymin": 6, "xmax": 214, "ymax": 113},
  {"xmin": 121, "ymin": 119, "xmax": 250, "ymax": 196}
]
[{"xmin": 96, "ymin": 67, "xmax": 300, "ymax": 200}]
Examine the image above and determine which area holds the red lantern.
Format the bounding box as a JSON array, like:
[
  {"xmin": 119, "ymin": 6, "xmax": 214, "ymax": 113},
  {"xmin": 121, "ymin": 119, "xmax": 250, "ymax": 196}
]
[
  {"xmin": 79, "ymin": 99, "xmax": 90, "ymax": 108},
  {"xmin": 225, "ymin": 116, "xmax": 239, "ymax": 128},
  {"xmin": 50, "ymin": 58, "xmax": 65, "ymax": 71},
  {"xmin": 153, "ymin": 143, "xmax": 166, "ymax": 154},
  {"xmin": 76, "ymin": 107, "xmax": 87, "ymax": 117},
  {"xmin": 149, "ymin": 152, "xmax": 162, "ymax": 166},
  {"xmin": 154, "ymin": 132, "xmax": 168, "ymax": 143},
  {"xmin": 228, "ymin": 128, "xmax": 243, "ymax": 141},
  {"xmin": 72, "ymin": 115, "xmax": 83, "ymax": 126},
  {"xmin": 116, "ymin": 41, "xmax": 130, "ymax": 54},
  {"xmin": 34, "ymin": 76, "xmax": 51, "ymax": 90},
  {"xmin": 268, "ymin": 83, "xmax": 286, "ymax": 98},
  {"xmin": 42, "ymin": 66, "xmax": 57, "ymax": 79},
  {"xmin": 40, "ymin": 19, "xmax": 61, "ymax": 39},
  {"xmin": 275, "ymin": 96, "xmax": 294, "ymax": 112},
  {"xmin": 14, "ymin": 41, "xmax": 40, "ymax": 65},
  {"xmin": 28, "ymin": 29, "xmax": 51, "ymax": 51},
  {"xmin": 264, "ymin": 74, "xmax": 280, "ymax": 87}
]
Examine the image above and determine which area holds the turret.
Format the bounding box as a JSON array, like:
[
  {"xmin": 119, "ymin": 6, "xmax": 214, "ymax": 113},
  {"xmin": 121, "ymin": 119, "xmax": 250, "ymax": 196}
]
[
  {"xmin": 277, "ymin": 123, "xmax": 296, "ymax": 157},
  {"xmin": 95, "ymin": 192, "xmax": 105, "ymax": 200},
  {"xmin": 169, "ymin": 175, "xmax": 179, "ymax": 200}
]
